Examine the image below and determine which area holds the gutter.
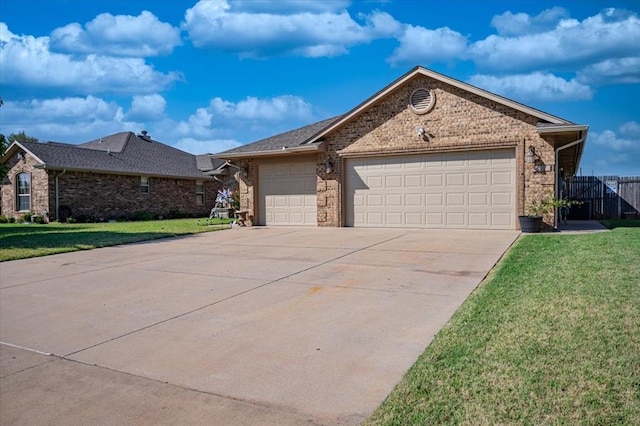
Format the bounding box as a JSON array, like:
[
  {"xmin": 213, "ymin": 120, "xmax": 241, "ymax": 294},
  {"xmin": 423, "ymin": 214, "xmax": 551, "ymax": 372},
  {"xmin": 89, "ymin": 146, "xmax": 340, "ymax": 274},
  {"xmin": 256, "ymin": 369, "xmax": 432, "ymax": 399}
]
[
  {"xmin": 215, "ymin": 142, "xmax": 325, "ymax": 160},
  {"xmin": 56, "ymin": 169, "xmax": 67, "ymax": 221}
]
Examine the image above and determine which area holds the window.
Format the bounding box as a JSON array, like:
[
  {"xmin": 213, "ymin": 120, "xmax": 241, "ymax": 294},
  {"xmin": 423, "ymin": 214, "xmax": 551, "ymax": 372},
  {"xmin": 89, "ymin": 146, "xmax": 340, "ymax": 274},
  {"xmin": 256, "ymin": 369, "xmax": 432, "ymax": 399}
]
[
  {"xmin": 196, "ymin": 181, "xmax": 204, "ymax": 205},
  {"xmin": 141, "ymin": 176, "xmax": 149, "ymax": 194},
  {"xmin": 16, "ymin": 172, "xmax": 31, "ymax": 211}
]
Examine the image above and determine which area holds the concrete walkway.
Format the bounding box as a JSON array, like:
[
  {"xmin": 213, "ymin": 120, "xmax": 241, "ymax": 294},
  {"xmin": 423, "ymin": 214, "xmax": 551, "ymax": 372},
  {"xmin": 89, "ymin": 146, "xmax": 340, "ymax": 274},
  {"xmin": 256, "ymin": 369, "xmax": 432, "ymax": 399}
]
[{"xmin": 1, "ymin": 227, "xmax": 518, "ymax": 425}]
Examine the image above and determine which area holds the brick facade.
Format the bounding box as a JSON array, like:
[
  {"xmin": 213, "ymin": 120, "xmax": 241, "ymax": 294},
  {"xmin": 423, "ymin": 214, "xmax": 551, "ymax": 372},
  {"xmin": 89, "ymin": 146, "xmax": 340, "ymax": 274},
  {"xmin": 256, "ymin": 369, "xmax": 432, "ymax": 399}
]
[
  {"xmin": 237, "ymin": 74, "xmax": 559, "ymax": 229},
  {"xmin": 1, "ymin": 150, "xmax": 49, "ymax": 218},
  {"xmin": 1, "ymin": 150, "xmax": 228, "ymax": 221}
]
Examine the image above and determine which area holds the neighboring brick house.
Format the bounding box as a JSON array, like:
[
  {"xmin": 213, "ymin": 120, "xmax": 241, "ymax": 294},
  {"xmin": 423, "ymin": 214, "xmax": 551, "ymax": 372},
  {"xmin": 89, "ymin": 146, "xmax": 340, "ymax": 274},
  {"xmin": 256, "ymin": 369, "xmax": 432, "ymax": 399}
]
[
  {"xmin": 216, "ymin": 66, "xmax": 588, "ymax": 230},
  {"xmin": 1, "ymin": 131, "xmax": 235, "ymax": 221}
]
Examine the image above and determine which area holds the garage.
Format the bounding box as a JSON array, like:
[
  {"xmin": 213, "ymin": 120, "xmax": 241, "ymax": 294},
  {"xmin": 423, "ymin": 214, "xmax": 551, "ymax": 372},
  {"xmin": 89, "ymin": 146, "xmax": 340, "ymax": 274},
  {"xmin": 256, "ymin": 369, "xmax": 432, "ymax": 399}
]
[
  {"xmin": 258, "ymin": 162, "xmax": 317, "ymax": 226},
  {"xmin": 345, "ymin": 149, "xmax": 515, "ymax": 229}
]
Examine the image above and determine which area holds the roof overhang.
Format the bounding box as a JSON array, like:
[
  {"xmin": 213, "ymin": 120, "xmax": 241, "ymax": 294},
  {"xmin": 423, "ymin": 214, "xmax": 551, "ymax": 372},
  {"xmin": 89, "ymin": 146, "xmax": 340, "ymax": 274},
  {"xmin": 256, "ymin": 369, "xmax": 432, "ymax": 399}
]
[
  {"xmin": 537, "ymin": 125, "xmax": 589, "ymax": 177},
  {"xmin": 305, "ymin": 66, "xmax": 570, "ymax": 145},
  {"xmin": 215, "ymin": 141, "xmax": 325, "ymax": 160},
  {"xmin": 537, "ymin": 124, "xmax": 589, "ymax": 134},
  {"xmin": 36, "ymin": 164, "xmax": 214, "ymax": 180}
]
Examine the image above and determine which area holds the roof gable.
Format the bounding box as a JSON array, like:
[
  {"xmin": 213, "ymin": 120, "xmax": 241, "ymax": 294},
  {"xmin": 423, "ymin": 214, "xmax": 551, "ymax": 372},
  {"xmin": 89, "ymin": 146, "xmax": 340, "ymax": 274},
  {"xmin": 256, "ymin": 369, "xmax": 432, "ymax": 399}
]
[{"xmin": 306, "ymin": 66, "xmax": 572, "ymax": 145}]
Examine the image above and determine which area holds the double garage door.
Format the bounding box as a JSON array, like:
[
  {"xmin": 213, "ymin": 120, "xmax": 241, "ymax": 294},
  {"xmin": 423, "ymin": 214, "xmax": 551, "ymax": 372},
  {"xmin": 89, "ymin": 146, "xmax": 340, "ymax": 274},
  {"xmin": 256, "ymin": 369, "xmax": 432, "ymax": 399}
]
[
  {"xmin": 345, "ymin": 149, "xmax": 516, "ymax": 229},
  {"xmin": 258, "ymin": 150, "xmax": 515, "ymax": 229}
]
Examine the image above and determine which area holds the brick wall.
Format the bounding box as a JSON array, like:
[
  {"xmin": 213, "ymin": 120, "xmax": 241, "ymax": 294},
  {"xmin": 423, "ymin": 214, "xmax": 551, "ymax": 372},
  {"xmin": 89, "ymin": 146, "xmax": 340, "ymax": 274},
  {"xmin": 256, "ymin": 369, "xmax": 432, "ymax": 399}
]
[
  {"xmin": 47, "ymin": 171, "xmax": 221, "ymax": 221},
  {"xmin": 319, "ymin": 74, "xmax": 556, "ymax": 227},
  {"xmin": 1, "ymin": 150, "xmax": 49, "ymax": 218}
]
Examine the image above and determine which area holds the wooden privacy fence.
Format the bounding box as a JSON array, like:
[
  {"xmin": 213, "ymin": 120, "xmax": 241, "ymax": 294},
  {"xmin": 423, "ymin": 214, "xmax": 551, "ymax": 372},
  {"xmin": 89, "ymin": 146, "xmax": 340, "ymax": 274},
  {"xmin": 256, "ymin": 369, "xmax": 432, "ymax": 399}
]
[{"xmin": 565, "ymin": 176, "xmax": 640, "ymax": 220}]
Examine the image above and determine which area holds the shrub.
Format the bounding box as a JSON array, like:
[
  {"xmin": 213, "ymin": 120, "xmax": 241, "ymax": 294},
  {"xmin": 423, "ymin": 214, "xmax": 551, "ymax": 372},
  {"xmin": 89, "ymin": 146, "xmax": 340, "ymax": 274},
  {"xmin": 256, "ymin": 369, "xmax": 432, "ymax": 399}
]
[
  {"xmin": 9, "ymin": 217, "xmax": 16, "ymax": 223},
  {"xmin": 131, "ymin": 211, "xmax": 155, "ymax": 221},
  {"xmin": 19, "ymin": 212, "xmax": 33, "ymax": 223},
  {"xmin": 0, "ymin": 215, "xmax": 8, "ymax": 223}
]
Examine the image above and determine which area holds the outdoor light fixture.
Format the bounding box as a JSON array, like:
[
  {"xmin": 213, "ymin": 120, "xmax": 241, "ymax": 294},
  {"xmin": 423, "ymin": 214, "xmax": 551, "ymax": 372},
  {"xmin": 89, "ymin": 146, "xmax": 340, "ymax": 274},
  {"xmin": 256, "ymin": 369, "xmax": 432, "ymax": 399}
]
[
  {"xmin": 417, "ymin": 127, "xmax": 426, "ymax": 137},
  {"xmin": 325, "ymin": 158, "xmax": 334, "ymax": 174},
  {"xmin": 525, "ymin": 146, "xmax": 538, "ymax": 163}
]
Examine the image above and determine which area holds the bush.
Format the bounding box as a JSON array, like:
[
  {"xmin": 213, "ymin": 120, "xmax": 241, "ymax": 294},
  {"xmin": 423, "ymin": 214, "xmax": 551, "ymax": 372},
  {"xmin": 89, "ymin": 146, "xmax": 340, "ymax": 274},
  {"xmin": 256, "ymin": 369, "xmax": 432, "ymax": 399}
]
[
  {"xmin": 131, "ymin": 211, "xmax": 156, "ymax": 221},
  {"xmin": 9, "ymin": 216, "xmax": 16, "ymax": 223},
  {"xmin": 0, "ymin": 215, "xmax": 8, "ymax": 223},
  {"xmin": 19, "ymin": 212, "xmax": 33, "ymax": 223}
]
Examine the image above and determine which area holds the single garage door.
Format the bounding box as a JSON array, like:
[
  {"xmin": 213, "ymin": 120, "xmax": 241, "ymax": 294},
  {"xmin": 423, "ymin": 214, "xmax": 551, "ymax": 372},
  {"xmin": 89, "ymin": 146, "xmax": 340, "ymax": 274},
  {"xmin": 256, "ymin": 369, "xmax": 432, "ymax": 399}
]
[
  {"xmin": 258, "ymin": 162, "xmax": 317, "ymax": 226},
  {"xmin": 346, "ymin": 149, "xmax": 515, "ymax": 229}
]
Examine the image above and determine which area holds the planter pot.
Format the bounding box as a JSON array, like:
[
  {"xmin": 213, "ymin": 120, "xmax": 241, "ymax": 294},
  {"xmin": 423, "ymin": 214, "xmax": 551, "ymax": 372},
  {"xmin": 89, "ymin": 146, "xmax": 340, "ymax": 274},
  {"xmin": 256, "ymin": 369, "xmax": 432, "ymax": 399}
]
[{"xmin": 519, "ymin": 215, "xmax": 543, "ymax": 233}]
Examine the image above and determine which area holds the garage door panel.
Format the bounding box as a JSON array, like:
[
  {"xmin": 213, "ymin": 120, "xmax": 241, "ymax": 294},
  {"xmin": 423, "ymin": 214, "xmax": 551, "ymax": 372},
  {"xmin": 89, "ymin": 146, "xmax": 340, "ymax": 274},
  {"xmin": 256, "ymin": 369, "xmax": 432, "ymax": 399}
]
[
  {"xmin": 345, "ymin": 150, "xmax": 515, "ymax": 229},
  {"xmin": 492, "ymin": 192, "xmax": 512, "ymax": 205},
  {"xmin": 426, "ymin": 193, "xmax": 443, "ymax": 206},
  {"xmin": 469, "ymin": 212, "xmax": 489, "ymax": 226},
  {"xmin": 491, "ymin": 171, "xmax": 512, "ymax": 185},
  {"xmin": 469, "ymin": 193, "xmax": 488, "ymax": 206},
  {"xmin": 259, "ymin": 162, "xmax": 317, "ymax": 226},
  {"xmin": 469, "ymin": 172, "xmax": 488, "ymax": 185},
  {"xmin": 447, "ymin": 173, "xmax": 465, "ymax": 186},
  {"xmin": 426, "ymin": 175, "xmax": 443, "ymax": 186}
]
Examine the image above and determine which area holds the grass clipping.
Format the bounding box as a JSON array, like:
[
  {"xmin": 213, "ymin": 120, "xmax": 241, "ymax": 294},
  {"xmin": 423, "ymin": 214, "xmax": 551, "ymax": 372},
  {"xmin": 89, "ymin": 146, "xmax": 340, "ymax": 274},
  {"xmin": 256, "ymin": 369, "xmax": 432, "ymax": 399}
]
[{"xmin": 367, "ymin": 228, "xmax": 640, "ymax": 425}]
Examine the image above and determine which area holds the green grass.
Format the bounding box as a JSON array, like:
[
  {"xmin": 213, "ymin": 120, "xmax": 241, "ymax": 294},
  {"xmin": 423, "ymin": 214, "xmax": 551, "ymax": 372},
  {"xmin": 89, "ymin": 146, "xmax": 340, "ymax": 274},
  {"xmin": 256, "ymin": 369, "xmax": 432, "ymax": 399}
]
[
  {"xmin": 366, "ymin": 228, "xmax": 640, "ymax": 425},
  {"xmin": 0, "ymin": 218, "xmax": 231, "ymax": 261}
]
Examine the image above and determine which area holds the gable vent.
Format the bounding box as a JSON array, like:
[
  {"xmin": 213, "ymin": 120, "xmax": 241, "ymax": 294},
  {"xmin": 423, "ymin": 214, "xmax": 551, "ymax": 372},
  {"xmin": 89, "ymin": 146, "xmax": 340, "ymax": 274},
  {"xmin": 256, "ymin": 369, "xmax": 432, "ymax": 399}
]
[{"xmin": 409, "ymin": 88, "xmax": 435, "ymax": 115}]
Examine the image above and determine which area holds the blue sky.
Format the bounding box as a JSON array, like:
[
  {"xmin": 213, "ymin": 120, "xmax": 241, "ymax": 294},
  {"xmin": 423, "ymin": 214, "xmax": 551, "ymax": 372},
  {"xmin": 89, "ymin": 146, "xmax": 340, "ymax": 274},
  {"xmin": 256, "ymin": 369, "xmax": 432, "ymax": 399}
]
[{"xmin": 1, "ymin": 0, "xmax": 639, "ymax": 176}]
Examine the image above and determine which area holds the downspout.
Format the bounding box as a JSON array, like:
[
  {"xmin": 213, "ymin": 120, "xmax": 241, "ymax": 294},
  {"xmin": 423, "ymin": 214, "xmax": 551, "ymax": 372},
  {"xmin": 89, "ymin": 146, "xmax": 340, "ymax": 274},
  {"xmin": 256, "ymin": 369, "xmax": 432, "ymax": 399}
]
[
  {"xmin": 56, "ymin": 169, "xmax": 66, "ymax": 222},
  {"xmin": 554, "ymin": 134, "xmax": 585, "ymax": 228}
]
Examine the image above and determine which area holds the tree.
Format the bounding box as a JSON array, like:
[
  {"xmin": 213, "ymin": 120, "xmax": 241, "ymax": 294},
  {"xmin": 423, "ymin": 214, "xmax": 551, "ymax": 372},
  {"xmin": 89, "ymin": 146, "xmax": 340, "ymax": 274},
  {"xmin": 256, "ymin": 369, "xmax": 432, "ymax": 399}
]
[{"xmin": 8, "ymin": 131, "xmax": 39, "ymax": 144}]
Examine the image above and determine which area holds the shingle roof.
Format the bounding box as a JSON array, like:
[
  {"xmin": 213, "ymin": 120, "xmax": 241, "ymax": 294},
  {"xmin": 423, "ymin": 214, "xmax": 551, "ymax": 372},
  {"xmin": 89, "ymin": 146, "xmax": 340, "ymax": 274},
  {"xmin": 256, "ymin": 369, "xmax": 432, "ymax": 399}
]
[
  {"xmin": 216, "ymin": 116, "xmax": 340, "ymax": 156},
  {"xmin": 196, "ymin": 154, "xmax": 226, "ymax": 172},
  {"xmin": 17, "ymin": 132, "xmax": 212, "ymax": 179}
]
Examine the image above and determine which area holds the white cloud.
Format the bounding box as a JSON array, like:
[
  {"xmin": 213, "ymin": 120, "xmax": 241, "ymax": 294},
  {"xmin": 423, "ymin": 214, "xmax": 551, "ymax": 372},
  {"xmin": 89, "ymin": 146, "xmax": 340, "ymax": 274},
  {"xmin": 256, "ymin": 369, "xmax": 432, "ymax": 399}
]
[
  {"xmin": 591, "ymin": 122, "xmax": 640, "ymax": 152},
  {"xmin": 209, "ymin": 95, "xmax": 313, "ymax": 121},
  {"xmin": 0, "ymin": 23, "xmax": 181, "ymax": 95},
  {"xmin": 582, "ymin": 122, "xmax": 640, "ymax": 175},
  {"xmin": 173, "ymin": 137, "xmax": 242, "ymax": 155},
  {"xmin": 0, "ymin": 96, "xmax": 140, "ymax": 142},
  {"xmin": 50, "ymin": 11, "xmax": 181, "ymax": 57},
  {"xmin": 182, "ymin": 0, "xmax": 398, "ymax": 58},
  {"xmin": 387, "ymin": 25, "xmax": 467, "ymax": 65},
  {"xmin": 467, "ymin": 72, "xmax": 593, "ymax": 102},
  {"xmin": 577, "ymin": 57, "xmax": 640, "ymax": 85},
  {"xmin": 230, "ymin": 0, "xmax": 350, "ymax": 13},
  {"xmin": 491, "ymin": 7, "xmax": 569, "ymax": 36},
  {"xmin": 469, "ymin": 8, "xmax": 640, "ymax": 73},
  {"xmin": 166, "ymin": 94, "xmax": 315, "ymax": 148},
  {"xmin": 126, "ymin": 94, "xmax": 167, "ymax": 121}
]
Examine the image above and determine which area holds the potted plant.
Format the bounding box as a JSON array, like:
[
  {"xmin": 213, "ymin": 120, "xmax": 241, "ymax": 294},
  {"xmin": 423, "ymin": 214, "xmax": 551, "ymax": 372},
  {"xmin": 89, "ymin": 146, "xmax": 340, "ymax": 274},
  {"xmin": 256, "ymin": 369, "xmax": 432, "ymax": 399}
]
[{"xmin": 519, "ymin": 191, "xmax": 580, "ymax": 233}]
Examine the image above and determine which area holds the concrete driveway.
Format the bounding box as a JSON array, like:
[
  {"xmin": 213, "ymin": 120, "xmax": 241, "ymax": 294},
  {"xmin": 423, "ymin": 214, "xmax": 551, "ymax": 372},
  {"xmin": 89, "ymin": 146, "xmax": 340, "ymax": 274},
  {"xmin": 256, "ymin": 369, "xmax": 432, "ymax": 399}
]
[{"xmin": 1, "ymin": 227, "xmax": 518, "ymax": 425}]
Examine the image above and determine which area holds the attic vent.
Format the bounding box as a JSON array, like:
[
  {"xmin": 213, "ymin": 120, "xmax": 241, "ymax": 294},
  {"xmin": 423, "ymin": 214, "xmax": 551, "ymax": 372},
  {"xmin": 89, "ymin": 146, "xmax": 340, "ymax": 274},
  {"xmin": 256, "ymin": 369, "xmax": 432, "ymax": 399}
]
[{"xmin": 409, "ymin": 88, "xmax": 435, "ymax": 115}]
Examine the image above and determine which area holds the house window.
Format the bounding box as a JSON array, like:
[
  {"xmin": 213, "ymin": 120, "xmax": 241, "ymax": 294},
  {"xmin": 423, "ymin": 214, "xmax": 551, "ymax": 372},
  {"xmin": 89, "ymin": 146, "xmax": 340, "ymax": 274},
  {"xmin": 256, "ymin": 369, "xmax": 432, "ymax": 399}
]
[
  {"xmin": 16, "ymin": 172, "xmax": 31, "ymax": 211},
  {"xmin": 196, "ymin": 181, "xmax": 204, "ymax": 205},
  {"xmin": 141, "ymin": 176, "xmax": 149, "ymax": 194}
]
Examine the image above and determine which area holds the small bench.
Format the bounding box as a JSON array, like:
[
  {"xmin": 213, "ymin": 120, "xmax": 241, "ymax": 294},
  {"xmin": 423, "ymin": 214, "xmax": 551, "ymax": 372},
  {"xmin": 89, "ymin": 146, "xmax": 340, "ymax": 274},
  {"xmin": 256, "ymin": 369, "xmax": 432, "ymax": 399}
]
[{"xmin": 235, "ymin": 210, "xmax": 250, "ymax": 226}]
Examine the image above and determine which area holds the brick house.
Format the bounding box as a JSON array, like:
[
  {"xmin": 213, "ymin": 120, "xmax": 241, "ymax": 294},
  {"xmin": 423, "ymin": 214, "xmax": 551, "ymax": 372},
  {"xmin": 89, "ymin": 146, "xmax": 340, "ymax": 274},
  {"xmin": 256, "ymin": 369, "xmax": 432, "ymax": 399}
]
[
  {"xmin": 216, "ymin": 66, "xmax": 588, "ymax": 229},
  {"xmin": 1, "ymin": 131, "xmax": 235, "ymax": 221}
]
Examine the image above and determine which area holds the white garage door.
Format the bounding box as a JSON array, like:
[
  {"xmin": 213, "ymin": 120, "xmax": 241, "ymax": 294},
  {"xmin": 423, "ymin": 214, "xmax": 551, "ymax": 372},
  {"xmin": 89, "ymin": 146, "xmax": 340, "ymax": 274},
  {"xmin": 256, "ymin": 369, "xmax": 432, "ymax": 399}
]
[
  {"xmin": 346, "ymin": 150, "xmax": 515, "ymax": 229},
  {"xmin": 258, "ymin": 162, "xmax": 317, "ymax": 226}
]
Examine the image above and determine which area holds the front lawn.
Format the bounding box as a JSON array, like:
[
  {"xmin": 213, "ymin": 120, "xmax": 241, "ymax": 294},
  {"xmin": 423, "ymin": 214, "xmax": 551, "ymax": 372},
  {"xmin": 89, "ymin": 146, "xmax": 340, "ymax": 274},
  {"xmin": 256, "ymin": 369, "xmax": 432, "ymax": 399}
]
[
  {"xmin": 367, "ymin": 227, "xmax": 640, "ymax": 425},
  {"xmin": 0, "ymin": 218, "xmax": 231, "ymax": 262}
]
